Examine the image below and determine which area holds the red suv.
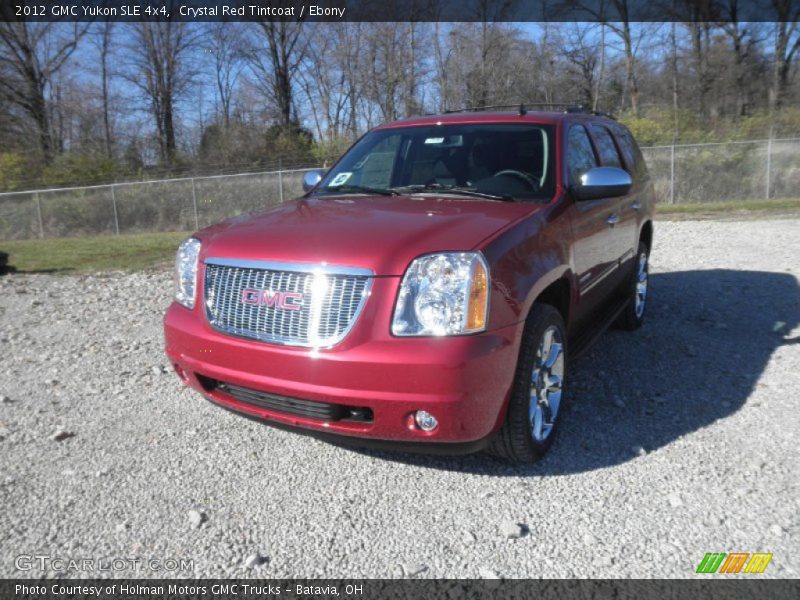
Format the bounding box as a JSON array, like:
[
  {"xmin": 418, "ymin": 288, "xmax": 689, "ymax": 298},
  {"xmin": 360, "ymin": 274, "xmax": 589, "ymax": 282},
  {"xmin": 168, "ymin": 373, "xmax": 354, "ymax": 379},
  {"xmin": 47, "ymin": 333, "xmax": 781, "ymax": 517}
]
[{"xmin": 163, "ymin": 106, "xmax": 654, "ymax": 463}]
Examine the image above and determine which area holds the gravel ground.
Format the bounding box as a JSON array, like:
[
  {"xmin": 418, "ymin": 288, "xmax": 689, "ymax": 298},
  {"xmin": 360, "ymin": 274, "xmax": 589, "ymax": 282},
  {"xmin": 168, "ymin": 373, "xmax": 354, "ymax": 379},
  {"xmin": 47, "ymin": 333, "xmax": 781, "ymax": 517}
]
[{"xmin": 0, "ymin": 218, "xmax": 798, "ymax": 579}]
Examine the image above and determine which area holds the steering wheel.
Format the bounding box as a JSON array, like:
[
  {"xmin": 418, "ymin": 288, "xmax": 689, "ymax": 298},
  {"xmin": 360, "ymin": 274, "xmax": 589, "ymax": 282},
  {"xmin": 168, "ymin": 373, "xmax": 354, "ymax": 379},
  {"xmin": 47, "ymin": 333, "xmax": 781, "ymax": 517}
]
[{"xmin": 492, "ymin": 169, "xmax": 540, "ymax": 190}]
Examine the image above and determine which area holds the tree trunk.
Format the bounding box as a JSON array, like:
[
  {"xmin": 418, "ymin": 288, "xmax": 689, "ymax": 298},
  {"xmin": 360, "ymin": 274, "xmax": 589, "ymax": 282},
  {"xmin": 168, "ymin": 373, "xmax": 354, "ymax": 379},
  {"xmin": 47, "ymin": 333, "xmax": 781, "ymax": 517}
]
[
  {"xmin": 30, "ymin": 85, "xmax": 53, "ymax": 160},
  {"xmin": 259, "ymin": 21, "xmax": 304, "ymax": 127},
  {"xmin": 690, "ymin": 22, "xmax": 713, "ymax": 118},
  {"xmin": 100, "ymin": 23, "xmax": 113, "ymax": 157},
  {"xmin": 770, "ymin": 1, "xmax": 800, "ymax": 110},
  {"xmin": 671, "ymin": 21, "xmax": 679, "ymax": 141},
  {"xmin": 163, "ymin": 95, "xmax": 176, "ymax": 164},
  {"xmin": 622, "ymin": 22, "xmax": 639, "ymax": 116},
  {"xmin": 593, "ymin": 24, "xmax": 605, "ymax": 112}
]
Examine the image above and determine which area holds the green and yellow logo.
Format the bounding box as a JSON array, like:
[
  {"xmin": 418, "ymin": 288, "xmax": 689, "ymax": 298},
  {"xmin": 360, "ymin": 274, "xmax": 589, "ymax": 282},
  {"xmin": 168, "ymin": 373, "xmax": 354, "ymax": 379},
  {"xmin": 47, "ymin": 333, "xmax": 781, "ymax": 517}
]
[{"xmin": 696, "ymin": 552, "xmax": 773, "ymax": 574}]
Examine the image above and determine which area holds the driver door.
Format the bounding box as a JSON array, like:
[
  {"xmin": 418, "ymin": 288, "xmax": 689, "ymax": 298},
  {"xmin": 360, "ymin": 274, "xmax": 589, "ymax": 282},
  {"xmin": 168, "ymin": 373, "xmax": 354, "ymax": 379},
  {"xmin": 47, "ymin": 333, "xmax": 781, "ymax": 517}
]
[{"xmin": 567, "ymin": 124, "xmax": 621, "ymax": 319}]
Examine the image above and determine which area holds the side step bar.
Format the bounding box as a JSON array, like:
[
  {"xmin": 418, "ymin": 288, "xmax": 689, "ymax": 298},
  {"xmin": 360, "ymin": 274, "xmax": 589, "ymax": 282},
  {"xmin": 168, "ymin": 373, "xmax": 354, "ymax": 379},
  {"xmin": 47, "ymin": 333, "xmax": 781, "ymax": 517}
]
[{"xmin": 568, "ymin": 296, "xmax": 630, "ymax": 360}]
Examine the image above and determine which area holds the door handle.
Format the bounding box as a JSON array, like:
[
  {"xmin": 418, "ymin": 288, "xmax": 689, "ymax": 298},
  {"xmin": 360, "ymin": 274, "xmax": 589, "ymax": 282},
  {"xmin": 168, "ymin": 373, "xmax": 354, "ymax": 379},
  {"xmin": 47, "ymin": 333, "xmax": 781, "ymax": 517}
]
[
  {"xmin": 607, "ymin": 214, "xmax": 620, "ymax": 226},
  {"xmin": 631, "ymin": 200, "xmax": 642, "ymax": 210}
]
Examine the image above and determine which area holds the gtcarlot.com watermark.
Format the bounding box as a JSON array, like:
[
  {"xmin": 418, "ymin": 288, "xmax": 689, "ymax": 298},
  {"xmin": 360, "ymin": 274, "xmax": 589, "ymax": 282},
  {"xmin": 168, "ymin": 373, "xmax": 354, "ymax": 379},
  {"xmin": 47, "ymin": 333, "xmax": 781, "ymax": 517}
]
[{"xmin": 15, "ymin": 554, "xmax": 193, "ymax": 573}]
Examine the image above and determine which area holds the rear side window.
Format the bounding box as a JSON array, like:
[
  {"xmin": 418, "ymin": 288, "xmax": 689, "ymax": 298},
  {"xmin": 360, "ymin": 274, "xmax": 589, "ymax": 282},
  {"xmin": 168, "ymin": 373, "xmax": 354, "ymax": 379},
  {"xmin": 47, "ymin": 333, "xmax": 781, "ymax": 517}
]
[
  {"xmin": 567, "ymin": 125, "xmax": 597, "ymax": 184},
  {"xmin": 590, "ymin": 124, "xmax": 623, "ymax": 168},
  {"xmin": 615, "ymin": 127, "xmax": 649, "ymax": 180}
]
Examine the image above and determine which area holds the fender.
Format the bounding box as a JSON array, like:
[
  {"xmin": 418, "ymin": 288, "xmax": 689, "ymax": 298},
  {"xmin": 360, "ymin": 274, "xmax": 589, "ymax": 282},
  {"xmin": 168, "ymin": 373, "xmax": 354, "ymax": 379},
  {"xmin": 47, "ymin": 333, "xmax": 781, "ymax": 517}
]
[{"xmin": 481, "ymin": 197, "xmax": 574, "ymax": 330}]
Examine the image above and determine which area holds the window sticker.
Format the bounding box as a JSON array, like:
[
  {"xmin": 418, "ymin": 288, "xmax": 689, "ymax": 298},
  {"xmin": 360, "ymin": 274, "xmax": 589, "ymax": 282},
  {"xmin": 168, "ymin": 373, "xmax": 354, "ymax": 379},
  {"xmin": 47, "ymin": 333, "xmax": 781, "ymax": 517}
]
[
  {"xmin": 328, "ymin": 172, "xmax": 352, "ymax": 187},
  {"xmin": 424, "ymin": 135, "xmax": 463, "ymax": 147}
]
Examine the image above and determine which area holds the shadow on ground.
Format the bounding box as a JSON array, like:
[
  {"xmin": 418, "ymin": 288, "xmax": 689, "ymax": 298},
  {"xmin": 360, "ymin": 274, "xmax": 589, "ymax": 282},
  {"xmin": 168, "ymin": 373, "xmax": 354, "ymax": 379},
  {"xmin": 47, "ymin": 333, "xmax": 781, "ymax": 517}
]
[
  {"xmin": 0, "ymin": 251, "xmax": 12, "ymax": 275},
  {"xmin": 347, "ymin": 269, "xmax": 799, "ymax": 475},
  {"xmin": 0, "ymin": 251, "xmax": 74, "ymax": 275}
]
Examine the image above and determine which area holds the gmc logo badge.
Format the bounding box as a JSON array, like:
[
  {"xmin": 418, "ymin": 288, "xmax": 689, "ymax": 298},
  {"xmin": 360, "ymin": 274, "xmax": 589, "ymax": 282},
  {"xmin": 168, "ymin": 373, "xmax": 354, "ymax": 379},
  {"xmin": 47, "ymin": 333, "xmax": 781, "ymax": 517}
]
[{"xmin": 241, "ymin": 289, "xmax": 303, "ymax": 311}]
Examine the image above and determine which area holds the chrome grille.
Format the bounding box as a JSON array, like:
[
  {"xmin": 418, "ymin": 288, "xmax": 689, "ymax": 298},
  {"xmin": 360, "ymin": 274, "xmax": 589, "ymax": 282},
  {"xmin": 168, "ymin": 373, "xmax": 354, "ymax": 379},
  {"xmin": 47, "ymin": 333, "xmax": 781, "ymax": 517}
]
[{"xmin": 204, "ymin": 259, "xmax": 371, "ymax": 347}]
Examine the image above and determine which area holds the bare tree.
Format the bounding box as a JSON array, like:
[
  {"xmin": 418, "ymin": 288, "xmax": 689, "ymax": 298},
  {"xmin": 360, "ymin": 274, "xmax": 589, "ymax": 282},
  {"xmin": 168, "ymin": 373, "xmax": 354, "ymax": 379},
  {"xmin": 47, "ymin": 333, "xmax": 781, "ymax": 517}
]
[
  {"xmin": 123, "ymin": 21, "xmax": 197, "ymax": 164},
  {"xmin": 688, "ymin": 20, "xmax": 716, "ymax": 117},
  {"xmin": 299, "ymin": 23, "xmax": 357, "ymax": 142},
  {"xmin": 594, "ymin": 22, "xmax": 607, "ymax": 111},
  {"xmin": 670, "ymin": 20, "xmax": 680, "ymax": 139},
  {"xmin": 438, "ymin": 22, "xmax": 523, "ymax": 110},
  {"xmin": 404, "ymin": 22, "xmax": 423, "ymax": 117},
  {"xmin": 360, "ymin": 23, "xmax": 412, "ymax": 121},
  {"xmin": 718, "ymin": 1, "xmax": 760, "ymax": 117},
  {"xmin": 90, "ymin": 20, "xmax": 115, "ymax": 157},
  {"xmin": 576, "ymin": 0, "xmax": 645, "ymax": 115},
  {"xmin": 206, "ymin": 23, "xmax": 245, "ymax": 128},
  {"xmin": 554, "ymin": 23, "xmax": 602, "ymax": 108},
  {"xmin": 0, "ymin": 21, "xmax": 88, "ymax": 160},
  {"xmin": 533, "ymin": 23, "xmax": 558, "ymax": 105},
  {"xmin": 247, "ymin": 18, "xmax": 307, "ymax": 127},
  {"xmin": 433, "ymin": 23, "xmax": 453, "ymax": 111},
  {"xmin": 770, "ymin": 0, "xmax": 800, "ymax": 109}
]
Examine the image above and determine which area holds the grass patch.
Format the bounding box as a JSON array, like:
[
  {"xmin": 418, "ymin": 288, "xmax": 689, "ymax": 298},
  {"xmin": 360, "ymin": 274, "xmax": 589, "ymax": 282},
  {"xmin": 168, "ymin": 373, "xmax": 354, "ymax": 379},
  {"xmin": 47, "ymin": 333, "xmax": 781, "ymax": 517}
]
[
  {"xmin": 657, "ymin": 198, "xmax": 800, "ymax": 215},
  {"xmin": 0, "ymin": 231, "xmax": 189, "ymax": 274}
]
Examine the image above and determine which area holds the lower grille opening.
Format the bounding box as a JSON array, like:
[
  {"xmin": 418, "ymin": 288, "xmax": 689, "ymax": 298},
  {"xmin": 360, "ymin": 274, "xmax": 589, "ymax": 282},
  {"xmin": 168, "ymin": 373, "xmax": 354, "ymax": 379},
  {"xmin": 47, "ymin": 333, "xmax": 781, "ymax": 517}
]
[{"xmin": 197, "ymin": 375, "xmax": 374, "ymax": 423}]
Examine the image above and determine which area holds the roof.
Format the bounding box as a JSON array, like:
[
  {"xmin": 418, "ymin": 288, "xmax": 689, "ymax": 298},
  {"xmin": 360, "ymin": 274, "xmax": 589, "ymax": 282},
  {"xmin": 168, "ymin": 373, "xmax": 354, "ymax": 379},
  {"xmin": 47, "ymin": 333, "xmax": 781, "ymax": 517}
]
[{"xmin": 376, "ymin": 109, "xmax": 612, "ymax": 130}]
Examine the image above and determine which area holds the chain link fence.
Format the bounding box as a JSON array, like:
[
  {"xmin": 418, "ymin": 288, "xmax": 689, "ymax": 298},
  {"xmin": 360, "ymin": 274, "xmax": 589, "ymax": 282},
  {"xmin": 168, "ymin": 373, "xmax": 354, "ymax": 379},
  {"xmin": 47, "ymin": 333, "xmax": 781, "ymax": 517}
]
[
  {"xmin": 1, "ymin": 138, "xmax": 799, "ymax": 240},
  {"xmin": 0, "ymin": 167, "xmax": 318, "ymax": 241},
  {"xmin": 640, "ymin": 137, "xmax": 800, "ymax": 205}
]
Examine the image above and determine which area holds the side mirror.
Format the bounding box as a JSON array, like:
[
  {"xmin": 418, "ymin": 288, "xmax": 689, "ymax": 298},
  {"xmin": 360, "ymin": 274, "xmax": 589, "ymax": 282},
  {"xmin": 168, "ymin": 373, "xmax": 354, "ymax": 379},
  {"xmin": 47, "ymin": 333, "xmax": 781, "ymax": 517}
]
[
  {"xmin": 302, "ymin": 169, "xmax": 325, "ymax": 192},
  {"xmin": 572, "ymin": 166, "xmax": 632, "ymax": 201}
]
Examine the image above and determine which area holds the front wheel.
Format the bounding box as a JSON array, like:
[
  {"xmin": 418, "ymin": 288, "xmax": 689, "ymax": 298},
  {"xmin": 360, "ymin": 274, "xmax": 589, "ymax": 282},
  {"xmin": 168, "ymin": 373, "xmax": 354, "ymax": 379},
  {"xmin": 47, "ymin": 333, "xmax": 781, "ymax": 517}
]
[
  {"xmin": 488, "ymin": 304, "xmax": 567, "ymax": 464},
  {"xmin": 615, "ymin": 241, "xmax": 649, "ymax": 331}
]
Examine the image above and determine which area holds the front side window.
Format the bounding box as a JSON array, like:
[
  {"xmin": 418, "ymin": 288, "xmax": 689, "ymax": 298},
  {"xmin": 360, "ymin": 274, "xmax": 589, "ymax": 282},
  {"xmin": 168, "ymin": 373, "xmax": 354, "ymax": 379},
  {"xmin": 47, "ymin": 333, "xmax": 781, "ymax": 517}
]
[
  {"xmin": 567, "ymin": 125, "xmax": 597, "ymax": 184},
  {"xmin": 316, "ymin": 123, "xmax": 556, "ymax": 201}
]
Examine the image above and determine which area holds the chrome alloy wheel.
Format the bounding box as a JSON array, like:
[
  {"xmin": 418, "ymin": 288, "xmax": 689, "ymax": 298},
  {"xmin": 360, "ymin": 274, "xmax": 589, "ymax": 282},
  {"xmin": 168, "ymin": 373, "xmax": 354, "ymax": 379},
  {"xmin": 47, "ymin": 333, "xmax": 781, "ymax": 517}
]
[
  {"xmin": 529, "ymin": 326, "xmax": 565, "ymax": 442},
  {"xmin": 635, "ymin": 252, "xmax": 649, "ymax": 318}
]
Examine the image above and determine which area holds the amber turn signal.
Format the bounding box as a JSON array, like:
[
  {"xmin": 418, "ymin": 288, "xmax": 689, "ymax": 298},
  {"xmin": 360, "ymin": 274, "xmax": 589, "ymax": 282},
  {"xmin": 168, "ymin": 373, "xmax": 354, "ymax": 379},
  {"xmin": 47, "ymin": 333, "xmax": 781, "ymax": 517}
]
[{"xmin": 466, "ymin": 260, "xmax": 488, "ymax": 332}]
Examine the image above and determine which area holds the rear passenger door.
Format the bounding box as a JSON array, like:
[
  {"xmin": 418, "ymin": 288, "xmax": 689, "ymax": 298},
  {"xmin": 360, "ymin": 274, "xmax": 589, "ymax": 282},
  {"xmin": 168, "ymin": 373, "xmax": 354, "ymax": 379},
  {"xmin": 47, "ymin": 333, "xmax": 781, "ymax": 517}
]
[
  {"xmin": 614, "ymin": 125, "xmax": 650, "ymax": 261},
  {"xmin": 588, "ymin": 123, "xmax": 637, "ymax": 287},
  {"xmin": 567, "ymin": 124, "xmax": 621, "ymax": 312}
]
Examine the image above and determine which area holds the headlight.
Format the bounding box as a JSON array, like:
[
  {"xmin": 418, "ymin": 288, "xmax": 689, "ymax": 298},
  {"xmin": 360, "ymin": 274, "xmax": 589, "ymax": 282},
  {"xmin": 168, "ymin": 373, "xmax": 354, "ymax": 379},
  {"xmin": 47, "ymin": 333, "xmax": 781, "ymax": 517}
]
[
  {"xmin": 175, "ymin": 237, "xmax": 201, "ymax": 308},
  {"xmin": 392, "ymin": 252, "xmax": 489, "ymax": 336}
]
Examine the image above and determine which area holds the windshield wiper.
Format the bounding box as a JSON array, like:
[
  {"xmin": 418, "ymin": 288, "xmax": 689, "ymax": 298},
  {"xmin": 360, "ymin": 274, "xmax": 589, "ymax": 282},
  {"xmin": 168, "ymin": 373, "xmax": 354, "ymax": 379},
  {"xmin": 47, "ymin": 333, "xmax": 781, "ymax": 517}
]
[
  {"xmin": 318, "ymin": 184, "xmax": 400, "ymax": 196},
  {"xmin": 392, "ymin": 183, "xmax": 514, "ymax": 202}
]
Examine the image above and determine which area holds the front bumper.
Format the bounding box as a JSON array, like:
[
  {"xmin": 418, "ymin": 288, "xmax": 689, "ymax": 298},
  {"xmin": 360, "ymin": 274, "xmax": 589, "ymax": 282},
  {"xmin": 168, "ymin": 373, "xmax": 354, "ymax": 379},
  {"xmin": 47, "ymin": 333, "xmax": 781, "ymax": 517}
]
[{"xmin": 163, "ymin": 293, "xmax": 523, "ymax": 447}]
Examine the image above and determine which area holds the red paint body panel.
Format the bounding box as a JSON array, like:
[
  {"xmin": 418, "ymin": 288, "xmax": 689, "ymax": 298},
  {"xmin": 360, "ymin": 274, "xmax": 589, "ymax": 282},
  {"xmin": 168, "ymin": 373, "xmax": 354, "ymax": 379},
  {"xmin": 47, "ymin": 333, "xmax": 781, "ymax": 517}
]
[
  {"xmin": 164, "ymin": 294, "xmax": 523, "ymax": 442},
  {"xmin": 163, "ymin": 111, "xmax": 655, "ymax": 449},
  {"xmin": 196, "ymin": 195, "xmax": 537, "ymax": 277}
]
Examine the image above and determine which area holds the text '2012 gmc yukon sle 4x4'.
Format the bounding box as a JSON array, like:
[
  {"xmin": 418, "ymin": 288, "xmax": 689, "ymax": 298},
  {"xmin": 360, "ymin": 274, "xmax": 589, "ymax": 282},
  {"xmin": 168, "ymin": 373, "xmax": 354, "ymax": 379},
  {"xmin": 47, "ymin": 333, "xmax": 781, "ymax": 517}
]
[{"xmin": 164, "ymin": 107, "xmax": 655, "ymax": 463}]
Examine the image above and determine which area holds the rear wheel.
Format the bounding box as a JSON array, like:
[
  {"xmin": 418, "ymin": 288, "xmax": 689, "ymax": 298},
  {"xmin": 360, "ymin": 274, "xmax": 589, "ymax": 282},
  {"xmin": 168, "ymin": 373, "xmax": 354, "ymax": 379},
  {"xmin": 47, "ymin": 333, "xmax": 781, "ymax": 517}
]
[
  {"xmin": 615, "ymin": 241, "xmax": 649, "ymax": 330},
  {"xmin": 488, "ymin": 304, "xmax": 567, "ymax": 464}
]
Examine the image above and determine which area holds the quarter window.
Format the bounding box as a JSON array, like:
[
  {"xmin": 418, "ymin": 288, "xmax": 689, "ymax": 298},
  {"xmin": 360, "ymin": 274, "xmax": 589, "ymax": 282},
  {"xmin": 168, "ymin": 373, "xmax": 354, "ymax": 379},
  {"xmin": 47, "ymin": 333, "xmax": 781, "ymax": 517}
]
[{"xmin": 615, "ymin": 128, "xmax": 649, "ymax": 179}]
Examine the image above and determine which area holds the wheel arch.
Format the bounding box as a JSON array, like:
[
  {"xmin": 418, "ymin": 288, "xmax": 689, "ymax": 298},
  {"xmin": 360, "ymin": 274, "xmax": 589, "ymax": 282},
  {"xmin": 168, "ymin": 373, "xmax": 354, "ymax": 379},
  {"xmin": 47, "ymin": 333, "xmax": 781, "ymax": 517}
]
[
  {"xmin": 514, "ymin": 264, "xmax": 574, "ymax": 329},
  {"xmin": 533, "ymin": 277, "xmax": 571, "ymax": 327},
  {"xmin": 639, "ymin": 220, "xmax": 654, "ymax": 252}
]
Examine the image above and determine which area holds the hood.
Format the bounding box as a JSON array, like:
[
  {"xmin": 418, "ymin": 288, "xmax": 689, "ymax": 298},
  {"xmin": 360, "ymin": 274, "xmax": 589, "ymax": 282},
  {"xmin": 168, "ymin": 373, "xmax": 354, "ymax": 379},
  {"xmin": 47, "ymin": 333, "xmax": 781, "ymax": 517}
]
[{"xmin": 197, "ymin": 195, "xmax": 538, "ymax": 276}]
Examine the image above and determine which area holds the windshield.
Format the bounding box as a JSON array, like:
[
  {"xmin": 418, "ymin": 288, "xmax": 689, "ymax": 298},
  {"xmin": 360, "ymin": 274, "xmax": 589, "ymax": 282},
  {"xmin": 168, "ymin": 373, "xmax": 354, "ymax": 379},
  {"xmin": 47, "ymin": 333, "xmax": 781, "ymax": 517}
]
[{"xmin": 315, "ymin": 123, "xmax": 556, "ymax": 201}]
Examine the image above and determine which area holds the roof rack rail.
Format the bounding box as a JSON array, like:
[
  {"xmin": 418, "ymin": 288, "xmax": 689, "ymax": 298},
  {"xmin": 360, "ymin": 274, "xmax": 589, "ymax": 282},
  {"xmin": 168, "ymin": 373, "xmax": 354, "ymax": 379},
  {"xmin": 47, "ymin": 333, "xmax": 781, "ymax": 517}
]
[
  {"xmin": 442, "ymin": 102, "xmax": 616, "ymax": 120},
  {"xmin": 590, "ymin": 110, "xmax": 617, "ymax": 120}
]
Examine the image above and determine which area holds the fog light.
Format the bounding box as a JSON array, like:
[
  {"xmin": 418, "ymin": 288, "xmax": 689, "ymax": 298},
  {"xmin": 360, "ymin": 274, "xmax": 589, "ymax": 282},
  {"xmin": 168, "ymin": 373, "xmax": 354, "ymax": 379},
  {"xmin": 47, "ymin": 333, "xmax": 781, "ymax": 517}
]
[
  {"xmin": 414, "ymin": 410, "xmax": 438, "ymax": 432},
  {"xmin": 173, "ymin": 364, "xmax": 187, "ymax": 382}
]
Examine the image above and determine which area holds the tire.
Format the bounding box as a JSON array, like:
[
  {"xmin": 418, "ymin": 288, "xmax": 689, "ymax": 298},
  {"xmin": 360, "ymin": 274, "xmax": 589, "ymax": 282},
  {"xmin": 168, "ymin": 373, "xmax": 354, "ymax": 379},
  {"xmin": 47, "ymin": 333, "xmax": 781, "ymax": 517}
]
[
  {"xmin": 488, "ymin": 304, "xmax": 567, "ymax": 464},
  {"xmin": 614, "ymin": 241, "xmax": 650, "ymax": 331}
]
